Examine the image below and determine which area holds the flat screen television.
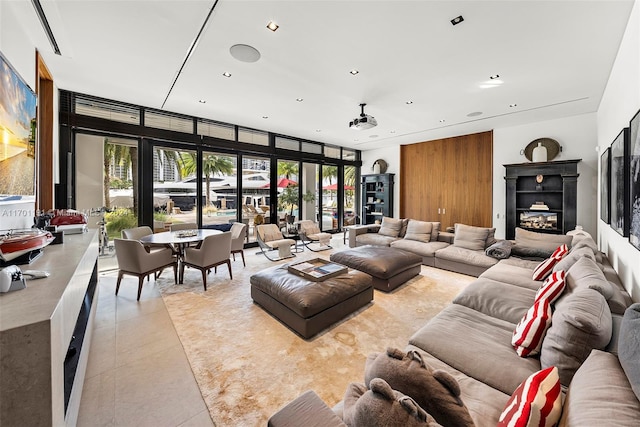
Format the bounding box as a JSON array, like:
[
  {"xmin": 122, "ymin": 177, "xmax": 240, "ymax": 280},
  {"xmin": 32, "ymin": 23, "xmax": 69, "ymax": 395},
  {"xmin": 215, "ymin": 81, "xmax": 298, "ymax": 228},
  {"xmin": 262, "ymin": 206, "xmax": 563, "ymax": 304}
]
[{"xmin": 0, "ymin": 51, "xmax": 37, "ymax": 200}]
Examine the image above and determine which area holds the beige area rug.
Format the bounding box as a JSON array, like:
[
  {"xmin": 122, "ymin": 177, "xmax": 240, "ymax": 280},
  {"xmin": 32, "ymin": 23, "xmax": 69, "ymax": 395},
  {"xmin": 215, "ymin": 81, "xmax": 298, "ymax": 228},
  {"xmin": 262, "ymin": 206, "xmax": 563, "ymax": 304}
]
[{"xmin": 155, "ymin": 245, "xmax": 475, "ymax": 426}]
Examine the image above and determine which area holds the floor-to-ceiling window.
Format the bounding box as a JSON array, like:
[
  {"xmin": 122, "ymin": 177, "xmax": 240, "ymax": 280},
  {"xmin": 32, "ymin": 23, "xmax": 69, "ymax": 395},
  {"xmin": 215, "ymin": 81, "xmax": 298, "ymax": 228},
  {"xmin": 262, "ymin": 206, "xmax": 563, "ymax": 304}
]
[
  {"xmin": 60, "ymin": 92, "xmax": 361, "ymax": 248},
  {"xmin": 240, "ymin": 155, "xmax": 271, "ymax": 242},
  {"xmin": 201, "ymin": 151, "xmax": 237, "ymax": 227},
  {"xmin": 344, "ymin": 165, "xmax": 357, "ymax": 225}
]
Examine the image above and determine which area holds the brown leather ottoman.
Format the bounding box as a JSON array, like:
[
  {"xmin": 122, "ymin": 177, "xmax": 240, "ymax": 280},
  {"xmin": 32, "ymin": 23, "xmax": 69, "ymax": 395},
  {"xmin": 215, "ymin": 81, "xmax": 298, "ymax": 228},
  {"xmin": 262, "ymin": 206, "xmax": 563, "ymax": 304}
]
[
  {"xmin": 250, "ymin": 264, "xmax": 373, "ymax": 339},
  {"xmin": 329, "ymin": 245, "xmax": 422, "ymax": 292}
]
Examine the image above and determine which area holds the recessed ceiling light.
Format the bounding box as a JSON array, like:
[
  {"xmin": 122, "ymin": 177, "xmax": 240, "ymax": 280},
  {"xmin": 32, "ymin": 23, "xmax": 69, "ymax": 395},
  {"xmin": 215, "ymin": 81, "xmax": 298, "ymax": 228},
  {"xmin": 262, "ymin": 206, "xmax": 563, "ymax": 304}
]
[
  {"xmin": 266, "ymin": 21, "xmax": 279, "ymax": 32},
  {"xmin": 369, "ymin": 135, "xmax": 379, "ymax": 138},
  {"xmin": 451, "ymin": 15, "xmax": 464, "ymax": 26},
  {"xmin": 354, "ymin": 139, "xmax": 359, "ymax": 142},
  {"xmin": 296, "ymin": 98, "xmax": 304, "ymax": 102},
  {"xmin": 406, "ymin": 101, "xmax": 413, "ymax": 105},
  {"xmin": 390, "ymin": 130, "xmax": 396, "ymax": 134},
  {"xmin": 315, "ymin": 129, "xmax": 321, "ymax": 132},
  {"xmin": 509, "ymin": 103, "xmax": 518, "ymax": 108},
  {"xmin": 349, "ymin": 69, "xmax": 359, "ymax": 75},
  {"xmin": 198, "ymin": 100, "xmax": 206, "ymax": 104},
  {"xmin": 439, "ymin": 119, "xmax": 446, "ymax": 123},
  {"xmin": 222, "ymin": 72, "xmax": 232, "ymax": 77},
  {"xmin": 262, "ymin": 116, "xmax": 269, "ymax": 119},
  {"xmin": 490, "ymin": 74, "xmax": 500, "ymax": 80},
  {"xmin": 467, "ymin": 111, "xmax": 483, "ymax": 117}
]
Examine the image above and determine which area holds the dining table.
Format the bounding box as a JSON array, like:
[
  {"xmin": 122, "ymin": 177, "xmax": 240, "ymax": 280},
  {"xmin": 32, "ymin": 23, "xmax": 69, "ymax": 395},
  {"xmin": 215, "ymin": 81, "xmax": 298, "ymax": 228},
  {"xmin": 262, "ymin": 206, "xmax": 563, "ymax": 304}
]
[{"xmin": 140, "ymin": 228, "xmax": 222, "ymax": 284}]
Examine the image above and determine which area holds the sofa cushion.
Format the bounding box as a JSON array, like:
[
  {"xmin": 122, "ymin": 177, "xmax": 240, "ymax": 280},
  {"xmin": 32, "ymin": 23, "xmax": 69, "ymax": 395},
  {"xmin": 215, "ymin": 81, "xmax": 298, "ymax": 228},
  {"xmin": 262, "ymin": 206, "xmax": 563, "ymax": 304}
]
[
  {"xmin": 390, "ymin": 239, "xmax": 449, "ymax": 258},
  {"xmin": 511, "ymin": 228, "xmax": 573, "ymax": 259},
  {"xmin": 452, "ymin": 277, "xmax": 535, "ymax": 324},
  {"xmin": 409, "ymin": 304, "xmax": 541, "ymax": 395},
  {"xmin": 535, "ymin": 270, "xmax": 566, "ymax": 304},
  {"xmin": 378, "ymin": 217, "xmax": 404, "ymax": 237},
  {"xmin": 565, "ymin": 256, "xmax": 614, "ymax": 301},
  {"xmin": 480, "ymin": 262, "xmax": 541, "ymax": 291},
  {"xmin": 498, "ymin": 366, "xmax": 562, "ymax": 427},
  {"xmin": 364, "ymin": 348, "xmax": 474, "ymax": 427},
  {"xmin": 342, "ymin": 379, "xmax": 439, "ymax": 427},
  {"xmin": 570, "ymin": 237, "xmax": 603, "ymax": 263},
  {"xmin": 453, "ymin": 224, "xmax": 491, "ymax": 251},
  {"xmin": 540, "ymin": 288, "xmax": 612, "ymax": 386},
  {"xmin": 435, "ymin": 245, "xmax": 499, "ymax": 269},
  {"xmin": 619, "ymin": 303, "xmax": 640, "ymax": 402},
  {"xmin": 558, "ymin": 350, "xmax": 640, "ymax": 427},
  {"xmin": 403, "ymin": 220, "xmax": 433, "ymax": 243},
  {"xmin": 356, "ymin": 233, "xmax": 399, "ymax": 247},
  {"xmin": 512, "ymin": 298, "xmax": 553, "ymax": 357}
]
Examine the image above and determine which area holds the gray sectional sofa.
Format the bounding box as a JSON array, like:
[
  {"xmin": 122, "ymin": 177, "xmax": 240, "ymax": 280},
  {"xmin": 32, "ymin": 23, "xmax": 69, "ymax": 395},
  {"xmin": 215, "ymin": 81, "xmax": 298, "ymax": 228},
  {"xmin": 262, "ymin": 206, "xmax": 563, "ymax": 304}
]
[
  {"xmin": 349, "ymin": 219, "xmax": 503, "ymax": 276},
  {"xmin": 269, "ymin": 231, "xmax": 640, "ymax": 426}
]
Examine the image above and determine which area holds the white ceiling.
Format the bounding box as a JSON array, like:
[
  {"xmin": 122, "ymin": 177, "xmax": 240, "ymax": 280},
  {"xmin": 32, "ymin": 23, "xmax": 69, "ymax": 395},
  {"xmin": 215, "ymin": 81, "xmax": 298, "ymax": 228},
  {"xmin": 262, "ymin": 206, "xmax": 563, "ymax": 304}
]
[{"xmin": 10, "ymin": 0, "xmax": 635, "ymax": 151}]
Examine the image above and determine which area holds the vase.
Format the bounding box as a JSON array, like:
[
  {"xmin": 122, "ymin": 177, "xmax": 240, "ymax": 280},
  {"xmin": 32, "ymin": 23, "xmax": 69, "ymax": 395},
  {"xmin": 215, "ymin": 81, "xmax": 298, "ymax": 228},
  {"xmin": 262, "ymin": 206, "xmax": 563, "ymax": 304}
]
[
  {"xmin": 532, "ymin": 142, "xmax": 548, "ymax": 163},
  {"xmin": 373, "ymin": 162, "xmax": 381, "ymax": 174}
]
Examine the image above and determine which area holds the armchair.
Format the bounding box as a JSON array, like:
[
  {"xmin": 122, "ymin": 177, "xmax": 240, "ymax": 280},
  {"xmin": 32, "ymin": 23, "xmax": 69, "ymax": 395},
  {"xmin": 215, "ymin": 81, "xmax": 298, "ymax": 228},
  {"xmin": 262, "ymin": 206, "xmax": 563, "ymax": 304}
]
[
  {"xmin": 256, "ymin": 224, "xmax": 296, "ymax": 261},
  {"xmin": 297, "ymin": 220, "xmax": 331, "ymax": 251},
  {"xmin": 114, "ymin": 238, "xmax": 177, "ymax": 301}
]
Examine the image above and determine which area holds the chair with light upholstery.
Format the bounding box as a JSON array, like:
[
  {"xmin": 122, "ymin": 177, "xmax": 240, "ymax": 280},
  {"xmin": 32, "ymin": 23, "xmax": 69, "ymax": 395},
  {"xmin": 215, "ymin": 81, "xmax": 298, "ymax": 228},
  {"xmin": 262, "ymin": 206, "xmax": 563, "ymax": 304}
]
[
  {"xmin": 114, "ymin": 238, "xmax": 177, "ymax": 301},
  {"xmin": 121, "ymin": 226, "xmax": 173, "ymax": 278},
  {"xmin": 229, "ymin": 222, "xmax": 248, "ymax": 266},
  {"xmin": 170, "ymin": 222, "xmax": 197, "ymax": 231},
  {"xmin": 297, "ymin": 220, "xmax": 332, "ymax": 252},
  {"xmin": 180, "ymin": 231, "xmax": 233, "ymax": 290},
  {"xmin": 256, "ymin": 224, "xmax": 296, "ymax": 261}
]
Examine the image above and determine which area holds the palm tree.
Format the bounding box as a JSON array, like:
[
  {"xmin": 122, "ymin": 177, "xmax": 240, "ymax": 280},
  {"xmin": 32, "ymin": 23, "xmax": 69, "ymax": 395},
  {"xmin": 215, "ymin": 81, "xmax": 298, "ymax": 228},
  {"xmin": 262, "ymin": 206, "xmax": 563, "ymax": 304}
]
[
  {"xmin": 180, "ymin": 153, "xmax": 235, "ymax": 207},
  {"xmin": 278, "ymin": 161, "xmax": 298, "ymax": 180},
  {"xmin": 103, "ymin": 139, "xmax": 138, "ymax": 214},
  {"xmin": 322, "ymin": 165, "xmax": 338, "ymax": 185}
]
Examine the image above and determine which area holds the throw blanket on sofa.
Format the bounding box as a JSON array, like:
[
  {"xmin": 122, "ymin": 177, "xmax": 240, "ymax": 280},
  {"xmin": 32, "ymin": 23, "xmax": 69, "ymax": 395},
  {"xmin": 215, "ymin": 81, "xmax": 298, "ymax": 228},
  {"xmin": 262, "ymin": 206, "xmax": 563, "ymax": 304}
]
[{"xmin": 485, "ymin": 240, "xmax": 512, "ymax": 259}]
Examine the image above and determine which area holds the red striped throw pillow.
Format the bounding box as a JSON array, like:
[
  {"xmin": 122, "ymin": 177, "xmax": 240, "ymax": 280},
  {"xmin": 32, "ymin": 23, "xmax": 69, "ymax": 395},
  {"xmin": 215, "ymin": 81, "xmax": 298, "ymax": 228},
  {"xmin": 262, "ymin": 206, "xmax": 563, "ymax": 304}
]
[
  {"xmin": 498, "ymin": 366, "xmax": 562, "ymax": 427},
  {"xmin": 532, "ymin": 244, "xmax": 569, "ymax": 281},
  {"xmin": 512, "ymin": 298, "xmax": 553, "ymax": 357},
  {"xmin": 534, "ymin": 270, "xmax": 566, "ymax": 304}
]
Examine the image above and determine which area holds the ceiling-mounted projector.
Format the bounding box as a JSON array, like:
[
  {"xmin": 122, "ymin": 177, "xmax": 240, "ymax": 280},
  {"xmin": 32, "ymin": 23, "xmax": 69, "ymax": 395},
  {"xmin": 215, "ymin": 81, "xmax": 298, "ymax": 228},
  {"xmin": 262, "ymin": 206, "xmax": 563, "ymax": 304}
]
[{"xmin": 349, "ymin": 103, "xmax": 377, "ymax": 130}]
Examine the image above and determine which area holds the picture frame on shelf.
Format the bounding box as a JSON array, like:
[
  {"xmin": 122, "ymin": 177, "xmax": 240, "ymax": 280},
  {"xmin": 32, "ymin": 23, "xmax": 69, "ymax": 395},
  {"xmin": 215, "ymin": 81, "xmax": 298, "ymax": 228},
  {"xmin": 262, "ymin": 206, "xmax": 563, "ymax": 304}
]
[
  {"xmin": 600, "ymin": 147, "xmax": 611, "ymax": 224},
  {"xmin": 610, "ymin": 127, "xmax": 630, "ymax": 237},
  {"xmin": 629, "ymin": 109, "xmax": 640, "ymax": 250}
]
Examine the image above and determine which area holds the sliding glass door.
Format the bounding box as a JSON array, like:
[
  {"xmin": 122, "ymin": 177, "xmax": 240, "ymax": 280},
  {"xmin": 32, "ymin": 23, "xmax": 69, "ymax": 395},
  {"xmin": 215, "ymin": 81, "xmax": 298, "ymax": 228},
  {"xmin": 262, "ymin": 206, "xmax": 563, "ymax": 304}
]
[{"xmin": 201, "ymin": 151, "xmax": 237, "ymax": 227}]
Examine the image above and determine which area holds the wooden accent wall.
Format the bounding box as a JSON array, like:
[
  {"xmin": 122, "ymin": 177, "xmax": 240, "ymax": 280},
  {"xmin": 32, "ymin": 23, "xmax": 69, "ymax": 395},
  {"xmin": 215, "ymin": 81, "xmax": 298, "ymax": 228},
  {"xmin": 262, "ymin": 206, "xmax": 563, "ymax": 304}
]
[
  {"xmin": 400, "ymin": 131, "xmax": 493, "ymax": 228},
  {"xmin": 36, "ymin": 51, "xmax": 55, "ymax": 211}
]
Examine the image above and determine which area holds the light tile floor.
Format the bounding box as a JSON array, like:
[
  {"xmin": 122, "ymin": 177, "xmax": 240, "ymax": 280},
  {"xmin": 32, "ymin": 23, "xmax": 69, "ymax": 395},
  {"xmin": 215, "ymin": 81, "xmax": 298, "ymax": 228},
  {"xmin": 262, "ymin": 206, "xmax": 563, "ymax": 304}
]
[{"xmin": 77, "ymin": 261, "xmax": 215, "ymax": 427}]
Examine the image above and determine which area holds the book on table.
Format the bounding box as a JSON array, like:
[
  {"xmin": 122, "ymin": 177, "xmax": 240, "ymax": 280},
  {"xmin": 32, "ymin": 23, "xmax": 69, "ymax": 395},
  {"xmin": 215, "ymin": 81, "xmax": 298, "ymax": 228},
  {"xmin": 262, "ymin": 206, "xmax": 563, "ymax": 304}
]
[{"xmin": 288, "ymin": 258, "xmax": 348, "ymax": 281}]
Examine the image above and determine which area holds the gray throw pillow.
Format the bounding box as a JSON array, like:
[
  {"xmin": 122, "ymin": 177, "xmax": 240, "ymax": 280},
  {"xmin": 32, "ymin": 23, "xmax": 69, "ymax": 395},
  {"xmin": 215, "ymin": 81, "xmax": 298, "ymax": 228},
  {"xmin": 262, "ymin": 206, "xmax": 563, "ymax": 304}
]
[
  {"xmin": 565, "ymin": 256, "xmax": 614, "ymax": 300},
  {"xmin": 404, "ymin": 220, "xmax": 433, "ymax": 243},
  {"xmin": 540, "ymin": 288, "xmax": 612, "ymax": 386},
  {"xmin": 512, "ymin": 228, "xmax": 573, "ymax": 258},
  {"xmin": 430, "ymin": 222, "xmax": 441, "ymax": 242},
  {"xmin": 619, "ymin": 303, "xmax": 640, "ymax": 402},
  {"xmin": 398, "ymin": 218, "xmax": 410, "ymax": 238},
  {"xmin": 552, "ymin": 247, "xmax": 595, "ymax": 273},
  {"xmin": 453, "ymin": 224, "xmax": 491, "ymax": 251},
  {"xmin": 378, "ymin": 217, "xmax": 403, "ymax": 238}
]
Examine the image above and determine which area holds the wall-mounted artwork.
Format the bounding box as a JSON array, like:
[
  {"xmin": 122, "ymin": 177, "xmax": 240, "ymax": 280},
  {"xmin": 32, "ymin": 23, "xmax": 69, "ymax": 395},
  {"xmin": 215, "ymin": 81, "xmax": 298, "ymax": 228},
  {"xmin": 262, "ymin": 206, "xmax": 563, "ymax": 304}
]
[
  {"xmin": 0, "ymin": 51, "xmax": 37, "ymax": 200},
  {"xmin": 610, "ymin": 127, "xmax": 630, "ymax": 237},
  {"xmin": 629, "ymin": 109, "xmax": 640, "ymax": 250},
  {"xmin": 600, "ymin": 147, "xmax": 611, "ymax": 223}
]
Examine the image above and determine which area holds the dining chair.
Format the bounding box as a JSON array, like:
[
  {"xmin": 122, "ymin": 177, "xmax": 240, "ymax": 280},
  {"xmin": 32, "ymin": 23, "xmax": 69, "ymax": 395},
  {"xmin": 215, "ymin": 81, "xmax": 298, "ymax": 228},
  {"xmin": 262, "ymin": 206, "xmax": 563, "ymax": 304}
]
[
  {"xmin": 114, "ymin": 238, "xmax": 177, "ymax": 301},
  {"xmin": 229, "ymin": 222, "xmax": 248, "ymax": 266},
  {"xmin": 121, "ymin": 225, "xmax": 173, "ymax": 279},
  {"xmin": 256, "ymin": 224, "xmax": 296, "ymax": 261},
  {"xmin": 297, "ymin": 220, "xmax": 332, "ymax": 251},
  {"xmin": 170, "ymin": 222, "xmax": 198, "ymax": 231},
  {"xmin": 180, "ymin": 231, "xmax": 233, "ymax": 290}
]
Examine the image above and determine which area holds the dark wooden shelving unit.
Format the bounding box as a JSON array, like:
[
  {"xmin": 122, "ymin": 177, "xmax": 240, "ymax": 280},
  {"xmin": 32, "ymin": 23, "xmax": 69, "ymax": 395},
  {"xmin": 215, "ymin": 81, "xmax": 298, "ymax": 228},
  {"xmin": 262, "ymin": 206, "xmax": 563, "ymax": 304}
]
[
  {"xmin": 504, "ymin": 159, "xmax": 580, "ymax": 240},
  {"xmin": 361, "ymin": 173, "xmax": 394, "ymax": 225}
]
